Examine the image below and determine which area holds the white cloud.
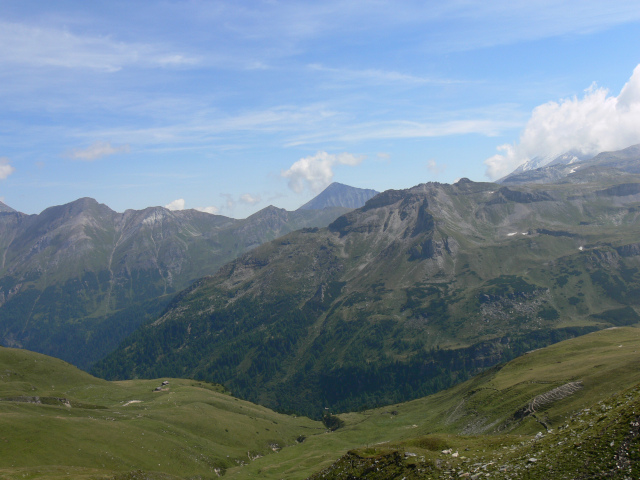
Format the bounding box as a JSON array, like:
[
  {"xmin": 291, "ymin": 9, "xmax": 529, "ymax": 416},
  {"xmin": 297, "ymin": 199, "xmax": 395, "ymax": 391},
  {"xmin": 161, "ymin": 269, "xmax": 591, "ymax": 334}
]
[
  {"xmin": 281, "ymin": 151, "xmax": 364, "ymax": 193},
  {"xmin": 68, "ymin": 141, "xmax": 130, "ymax": 161},
  {"xmin": 165, "ymin": 199, "xmax": 185, "ymax": 211},
  {"xmin": 0, "ymin": 21, "xmax": 199, "ymax": 72},
  {"xmin": 485, "ymin": 64, "xmax": 640, "ymax": 179},
  {"xmin": 165, "ymin": 199, "xmax": 218, "ymax": 214},
  {"xmin": 194, "ymin": 206, "xmax": 219, "ymax": 214},
  {"xmin": 0, "ymin": 158, "xmax": 15, "ymax": 180},
  {"xmin": 240, "ymin": 193, "xmax": 261, "ymax": 205}
]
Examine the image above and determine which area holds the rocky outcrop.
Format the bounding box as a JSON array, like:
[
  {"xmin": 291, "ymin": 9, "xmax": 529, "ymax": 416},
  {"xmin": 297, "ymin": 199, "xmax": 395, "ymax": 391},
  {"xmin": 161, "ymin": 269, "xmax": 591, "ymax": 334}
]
[
  {"xmin": 515, "ymin": 382, "xmax": 584, "ymax": 419},
  {"xmin": 596, "ymin": 183, "xmax": 640, "ymax": 197}
]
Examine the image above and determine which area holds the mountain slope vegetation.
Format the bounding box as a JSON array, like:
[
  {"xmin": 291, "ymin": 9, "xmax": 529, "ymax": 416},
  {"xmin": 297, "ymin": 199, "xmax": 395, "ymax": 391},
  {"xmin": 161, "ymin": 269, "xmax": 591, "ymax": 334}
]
[
  {"xmin": 0, "ymin": 193, "xmax": 352, "ymax": 369},
  {"xmin": 93, "ymin": 151, "xmax": 640, "ymax": 416}
]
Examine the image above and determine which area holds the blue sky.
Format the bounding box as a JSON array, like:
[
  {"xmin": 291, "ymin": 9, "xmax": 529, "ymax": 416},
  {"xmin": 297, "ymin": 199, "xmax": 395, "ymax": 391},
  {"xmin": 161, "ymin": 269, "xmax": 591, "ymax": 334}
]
[{"xmin": 1, "ymin": 1, "xmax": 640, "ymax": 218}]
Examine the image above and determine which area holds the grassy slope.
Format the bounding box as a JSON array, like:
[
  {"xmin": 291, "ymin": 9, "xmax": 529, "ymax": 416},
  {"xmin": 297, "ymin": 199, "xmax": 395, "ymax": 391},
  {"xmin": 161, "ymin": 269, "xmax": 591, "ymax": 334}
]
[
  {"xmin": 2, "ymin": 326, "xmax": 640, "ymax": 479},
  {"xmin": 0, "ymin": 347, "xmax": 322, "ymax": 479},
  {"xmin": 225, "ymin": 326, "xmax": 640, "ymax": 479}
]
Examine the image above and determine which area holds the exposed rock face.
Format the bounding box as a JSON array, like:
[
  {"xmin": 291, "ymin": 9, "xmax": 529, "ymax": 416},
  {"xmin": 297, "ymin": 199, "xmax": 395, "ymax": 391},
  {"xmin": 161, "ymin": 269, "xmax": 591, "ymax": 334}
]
[
  {"xmin": 517, "ymin": 382, "xmax": 584, "ymax": 418},
  {"xmin": 596, "ymin": 183, "xmax": 640, "ymax": 197}
]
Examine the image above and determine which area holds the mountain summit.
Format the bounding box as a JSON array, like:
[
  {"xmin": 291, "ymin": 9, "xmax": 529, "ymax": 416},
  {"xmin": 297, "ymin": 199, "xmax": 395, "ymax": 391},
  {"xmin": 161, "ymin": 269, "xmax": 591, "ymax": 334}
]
[{"xmin": 297, "ymin": 182, "xmax": 379, "ymax": 210}]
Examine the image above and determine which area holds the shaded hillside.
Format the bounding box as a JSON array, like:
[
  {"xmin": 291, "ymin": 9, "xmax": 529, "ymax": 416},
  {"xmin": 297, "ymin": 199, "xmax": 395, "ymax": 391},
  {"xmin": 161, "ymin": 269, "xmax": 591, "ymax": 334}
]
[
  {"xmin": 0, "ymin": 198, "xmax": 349, "ymax": 369},
  {"xmin": 93, "ymin": 162, "xmax": 640, "ymax": 416}
]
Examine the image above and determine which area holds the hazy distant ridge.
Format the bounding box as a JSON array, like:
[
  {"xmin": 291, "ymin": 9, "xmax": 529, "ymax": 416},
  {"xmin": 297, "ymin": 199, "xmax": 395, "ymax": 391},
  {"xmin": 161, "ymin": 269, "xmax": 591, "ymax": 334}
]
[{"xmin": 297, "ymin": 182, "xmax": 379, "ymax": 210}]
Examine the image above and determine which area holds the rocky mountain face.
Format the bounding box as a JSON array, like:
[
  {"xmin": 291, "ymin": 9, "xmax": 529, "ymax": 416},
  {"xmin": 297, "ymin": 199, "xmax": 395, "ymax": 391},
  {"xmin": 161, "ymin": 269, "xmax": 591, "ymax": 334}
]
[
  {"xmin": 0, "ymin": 198, "xmax": 351, "ymax": 369},
  {"xmin": 297, "ymin": 182, "xmax": 379, "ymax": 210},
  {"xmin": 499, "ymin": 143, "xmax": 640, "ymax": 185},
  {"xmin": 93, "ymin": 149, "xmax": 640, "ymax": 417}
]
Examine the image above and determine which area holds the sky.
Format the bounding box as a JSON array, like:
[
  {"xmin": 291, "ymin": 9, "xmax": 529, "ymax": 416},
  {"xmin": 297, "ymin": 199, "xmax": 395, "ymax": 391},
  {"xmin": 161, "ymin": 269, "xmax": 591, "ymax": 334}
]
[{"xmin": 1, "ymin": 1, "xmax": 640, "ymax": 218}]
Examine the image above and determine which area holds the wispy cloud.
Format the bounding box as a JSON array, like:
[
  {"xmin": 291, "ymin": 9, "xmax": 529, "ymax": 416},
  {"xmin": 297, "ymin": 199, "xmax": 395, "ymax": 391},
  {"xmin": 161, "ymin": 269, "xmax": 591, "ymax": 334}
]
[
  {"xmin": 282, "ymin": 151, "xmax": 364, "ymax": 193},
  {"xmin": 240, "ymin": 193, "xmax": 261, "ymax": 205},
  {"xmin": 67, "ymin": 141, "xmax": 130, "ymax": 161},
  {"xmin": 189, "ymin": 1, "xmax": 640, "ymax": 54},
  {"xmin": 72, "ymin": 104, "xmax": 340, "ymax": 149},
  {"xmin": 308, "ymin": 64, "xmax": 458, "ymax": 86},
  {"xmin": 286, "ymin": 117, "xmax": 518, "ymax": 147},
  {"xmin": 427, "ymin": 159, "xmax": 446, "ymax": 175},
  {"xmin": 0, "ymin": 21, "xmax": 199, "ymax": 72},
  {"xmin": 485, "ymin": 64, "xmax": 640, "ymax": 179}
]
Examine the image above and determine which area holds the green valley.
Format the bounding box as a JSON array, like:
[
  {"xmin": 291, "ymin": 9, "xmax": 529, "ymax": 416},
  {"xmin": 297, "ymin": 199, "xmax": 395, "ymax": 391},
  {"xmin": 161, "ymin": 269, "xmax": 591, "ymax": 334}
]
[{"xmin": 2, "ymin": 325, "xmax": 640, "ymax": 479}]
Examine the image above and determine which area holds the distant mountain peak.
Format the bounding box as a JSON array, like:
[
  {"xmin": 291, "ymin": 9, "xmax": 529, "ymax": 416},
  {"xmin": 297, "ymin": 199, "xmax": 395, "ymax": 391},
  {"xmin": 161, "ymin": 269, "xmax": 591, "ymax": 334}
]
[
  {"xmin": 498, "ymin": 144, "xmax": 640, "ymax": 185},
  {"xmin": 0, "ymin": 200, "xmax": 17, "ymax": 213},
  {"xmin": 498, "ymin": 150, "xmax": 592, "ymax": 184},
  {"xmin": 297, "ymin": 182, "xmax": 379, "ymax": 211}
]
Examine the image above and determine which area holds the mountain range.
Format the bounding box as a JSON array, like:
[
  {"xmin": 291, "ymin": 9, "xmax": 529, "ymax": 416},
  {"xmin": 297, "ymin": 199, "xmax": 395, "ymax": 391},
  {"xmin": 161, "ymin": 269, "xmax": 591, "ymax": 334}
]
[
  {"xmin": 92, "ymin": 145, "xmax": 640, "ymax": 417},
  {"xmin": 0, "ymin": 183, "xmax": 375, "ymax": 369}
]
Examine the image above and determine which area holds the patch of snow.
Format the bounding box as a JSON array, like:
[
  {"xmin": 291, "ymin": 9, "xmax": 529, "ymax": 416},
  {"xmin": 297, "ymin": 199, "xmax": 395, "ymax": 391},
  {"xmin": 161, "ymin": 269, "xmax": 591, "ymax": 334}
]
[
  {"xmin": 123, "ymin": 400, "xmax": 142, "ymax": 406},
  {"xmin": 507, "ymin": 232, "xmax": 518, "ymax": 236},
  {"xmin": 579, "ymin": 246, "xmax": 584, "ymax": 251}
]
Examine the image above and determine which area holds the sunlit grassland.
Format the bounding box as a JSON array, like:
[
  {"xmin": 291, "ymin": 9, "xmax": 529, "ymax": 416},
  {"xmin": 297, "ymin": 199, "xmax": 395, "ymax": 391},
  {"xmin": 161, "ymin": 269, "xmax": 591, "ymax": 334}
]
[{"xmin": 1, "ymin": 326, "xmax": 639, "ymax": 479}]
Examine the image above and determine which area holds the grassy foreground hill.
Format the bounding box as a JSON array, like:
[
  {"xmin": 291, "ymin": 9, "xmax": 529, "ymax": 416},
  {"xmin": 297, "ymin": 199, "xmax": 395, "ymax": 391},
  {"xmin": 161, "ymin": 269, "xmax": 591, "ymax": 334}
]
[
  {"xmin": 0, "ymin": 346, "xmax": 323, "ymax": 479},
  {"xmin": 93, "ymin": 160, "xmax": 640, "ymax": 416},
  {"xmin": 2, "ymin": 326, "xmax": 640, "ymax": 479}
]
